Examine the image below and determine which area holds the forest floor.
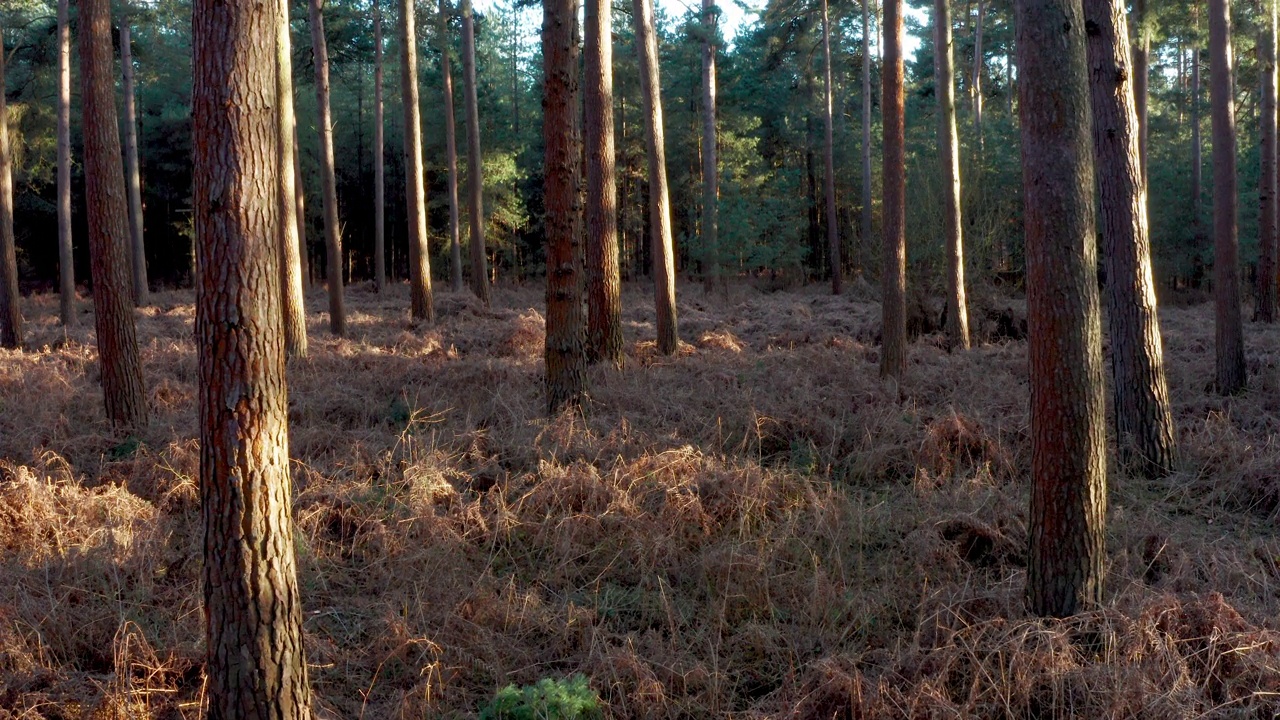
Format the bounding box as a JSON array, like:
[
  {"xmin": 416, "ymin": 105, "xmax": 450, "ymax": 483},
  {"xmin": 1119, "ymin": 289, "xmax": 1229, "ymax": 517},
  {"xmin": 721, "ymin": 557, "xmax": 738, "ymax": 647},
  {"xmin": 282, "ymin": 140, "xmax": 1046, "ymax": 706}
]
[{"xmin": 3, "ymin": 280, "xmax": 1280, "ymax": 718}]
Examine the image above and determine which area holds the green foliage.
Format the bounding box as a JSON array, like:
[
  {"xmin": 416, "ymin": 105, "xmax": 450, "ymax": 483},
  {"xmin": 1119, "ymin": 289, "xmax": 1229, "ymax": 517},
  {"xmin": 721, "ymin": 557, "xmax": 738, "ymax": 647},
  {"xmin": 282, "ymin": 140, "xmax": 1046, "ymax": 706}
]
[{"xmin": 478, "ymin": 675, "xmax": 603, "ymax": 720}]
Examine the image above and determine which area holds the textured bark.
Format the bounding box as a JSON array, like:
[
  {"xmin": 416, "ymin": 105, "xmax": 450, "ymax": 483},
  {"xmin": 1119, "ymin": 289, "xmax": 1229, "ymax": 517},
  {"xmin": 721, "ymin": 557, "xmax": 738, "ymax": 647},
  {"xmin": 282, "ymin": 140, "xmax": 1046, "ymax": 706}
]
[
  {"xmin": 1085, "ymin": 0, "xmax": 1177, "ymax": 477},
  {"xmin": 585, "ymin": 0, "xmax": 624, "ymax": 364},
  {"xmin": 972, "ymin": 0, "xmax": 984, "ymax": 148},
  {"xmin": 822, "ymin": 0, "xmax": 840, "ymax": 295},
  {"xmin": 880, "ymin": 0, "xmax": 906, "ymax": 381},
  {"xmin": 861, "ymin": 0, "xmax": 873, "ymax": 257},
  {"xmin": 374, "ymin": 0, "xmax": 387, "ymax": 291},
  {"xmin": 1017, "ymin": 0, "xmax": 1107, "ymax": 618},
  {"xmin": 701, "ymin": 0, "xmax": 720, "ymax": 294},
  {"xmin": 192, "ymin": 0, "xmax": 312, "ymax": 710},
  {"xmin": 292, "ymin": 111, "xmax": 310, "ymax": 291},
  {"xmin": 120, "ymin": 24, "xmax": 149, "ymax": 307},
  {"xmin": 543, "ymin": 0, "xmax": 587, "ymax": 412},
  {"xmin": 1259, "ymin": 0, "xmax": 1278, "ymax": 323},
  {"xmin": 440, "ymin": 0, "xmax": 464, "ymax": 292},
  {"xmin": 57, "ymin": 0, "xmax": 75, "ymax": 325},
  {"xmin": 400, "ymin": 0, "xmax": 435, "ymax": 321},
  {"xmin": 0, "ymin": 29, "xmax": 21, "ymax": 349},
  {"xmin": 308, "ymin": 0, "xmax": 347, "ymax": 335},
  {"xmin": 632, "ymin": 0, "xmax": 679, "ymax": 355},
  {"xmin": 936, "ymin": 0, "xmax": 970, "ymax": 350},
  {"xmin": 80, "ymin": 0, "xmax": 149, "ymax": 428},
  {"xmin": 1132, "ymin": 0, "xmax": 1147, "ymax": 182},
  {"xmin": 461, "ymin": 0, "xmax": 491, "ymax": 306},
  {"xmin": 277, "ymin": 0, "xmax": 308, "ymax": 357},
  {"xmin": 1210, "ymin": 0, "xmax": 1246, "ymax": 394}
]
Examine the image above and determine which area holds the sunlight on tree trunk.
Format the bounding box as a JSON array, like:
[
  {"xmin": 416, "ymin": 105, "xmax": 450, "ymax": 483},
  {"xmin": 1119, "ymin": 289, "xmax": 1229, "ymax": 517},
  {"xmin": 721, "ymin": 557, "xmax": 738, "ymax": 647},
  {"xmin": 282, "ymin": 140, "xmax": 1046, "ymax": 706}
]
[
  {"xmin": 56, "ymin": 0, "xmax": 75, "ymax": 325},
  {"xmin": 276, "ymin": 0, "xmax": 308, "ymax": 357},
  {"xmin": 935, "ymin": 0, "xmax": 969, "ymax": 350},
  {"xmin": 440, "ymin": 0, "xmax": 465, "ymax": 293},
  {"xmin": 880, "ymin": 0, "xmax": 906, "ymax": 382},
  {"xmin": 120, "ymin": 23, "xmax": 149, "ymax": 307},
  {"xmin": 701, "ymin": 0, "xmax": 720, "ymax": 296},
  {"xmin": 401, "ymin": 0, "xmax": 435, "ymax": 322},
  {"xmin": 308, "ymin": 0, "xmax": 347, "ymax": 335},
  {"xmin": 1210, "ymin": 0, "xmax": 1245, "ymax": 394},
  {"xmin": 585, "ymin": 0, "xmax": 624, "ymax": 365},
  {"xmin": 462, "ymin": 0, "xmax": 491, "ymax": 306}
]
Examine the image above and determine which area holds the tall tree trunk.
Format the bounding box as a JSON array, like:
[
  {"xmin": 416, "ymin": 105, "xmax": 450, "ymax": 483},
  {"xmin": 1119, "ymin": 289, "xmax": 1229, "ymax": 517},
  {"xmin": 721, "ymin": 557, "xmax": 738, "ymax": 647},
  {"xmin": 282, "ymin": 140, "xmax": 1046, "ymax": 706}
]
[
  {"xmin": 880, "ymin": 0, "xmax": 906, "ymax": 381},
  {"xmin": 1210, "ymin": 0, "xmax": 1246, "ymax": 393},
  {"xmin": 632, "ymin": 0, "xmax": 679, "ymax": 355},
  {"xmin": 81, "ymin": 0, "xmax": 150, "ymax": 428},
  {"xmin": 936, "ymin": 0, "xmax": 970, "ymax": 349},
  {"xmin": 440, "ymin": 0, "xmax": 464, "ymax": 292},
  {"xmin": 57, "ymin": 0, "xmax": 75, "ymax": 324},
  {"xmin": 1259, "ymin": 0, "xmax": 1278, "ymax": 323},
  {"xmin": 308, "ymin": 0, "xmax": 346, "ymax": 335},
  {"xmin": 0, "ymin": 29, "xmax": 21, "ymax": 349},
  {"xmin": 374, "ymin": 0, "xmax": 387, "ymax": 292},
  {"xmin": 192, "ymin": 0, "xmax": 312, "ymax": 710},
  {"xmin": 972, "ymin": 0, "xmax": 984, "ymax": 149},
  {"xmin": 585, "ymin": 0, "xmax": 623, "ymax": 364},
  {"xmin": 861, "ymin": 0, "xmax": 873, "ymax": 264},
  {"xmin": 543, "ymin": 0, "xmax": 587, "ymax": 412},
  {"xmin": 401, "ymin": 0, "xmax": 435, "ymax": 321},
  {"xmin": 461, "ymin": 0, "xmax": 491, "ymax": 305},
  {"xmin": 1085, "ymin": 0, "xmax": 1177, "ymax": 477},
  {"xmin": 1192, "ymin": 43, "xmax": 1203, "ymax": 240},
  {"xmin": 292, "ymin": 111, "xmax": 310, "ymax": 290},
  {"xmin": 119, "ymin": 24, "xmax": 149, "ymax": 307},
  {"xmin": 1016, "ymin": 0, "xmax": 1107, "ymax": 618},
  {"xmin": 1133, "ymin": 0, "xmax": 1148, "ymax": 182},
  {"xmin": 822, "ymin": 0, "xmax": 841, "ymax": 295},
  {"xmin": 276, "ymin": 0, "xmax": 308, "ymax": 357},
  {"xmin": 701, "ymin": 0, "xmax": 720, "ymax": 294}
]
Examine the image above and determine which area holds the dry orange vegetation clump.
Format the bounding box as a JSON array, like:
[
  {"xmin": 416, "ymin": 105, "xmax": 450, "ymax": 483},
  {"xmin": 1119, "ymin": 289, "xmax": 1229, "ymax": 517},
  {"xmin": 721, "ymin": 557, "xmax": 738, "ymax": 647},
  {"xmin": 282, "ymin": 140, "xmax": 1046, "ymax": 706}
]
[{"xmin": 2, "ymin": 282, "xmax": 1280, "ymax": 718}]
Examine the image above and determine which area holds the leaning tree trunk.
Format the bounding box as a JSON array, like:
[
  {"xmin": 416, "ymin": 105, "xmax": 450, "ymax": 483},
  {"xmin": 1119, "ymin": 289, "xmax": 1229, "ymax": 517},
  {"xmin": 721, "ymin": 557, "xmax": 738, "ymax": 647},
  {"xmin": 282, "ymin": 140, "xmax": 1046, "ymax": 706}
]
[
  {"xmin": 401, "ymin": 0, "xmax": 435, "ymax": 321},
  {"xmin": 822, "ymin": 0, "xmax": 840, "ymax": 295},
  {"xmin": 1133, "ymin": 0, "xmax": 1148, "ymax": 183},
  {"xmin": 308, "ymin": 0, "xmax": 346, "ymax": 335},
  {"xmin": 972, "ymin": 0, "xmax": 984, "ymax": 149},
  {"xmin": 1085, "ymin": 0, "xmax": 1177, "ymax": 477},
  {"xmin": 701, "ymin": 0, "xmax": 720, "ymax": 294},
  {"xmin": 936, "ymin": 0, "xmax": 970, "ymax": 349},
  {"xmin": 632, "ymin": 0, "xmax": 679, "ymax": 355},
  {"xmin": 1210, "ymin": 0, "xmax": 1246, "ymax": 393},
  {"xmin": 861, "ymin": 0, "xmax": 873, "ymax": 261},
  {"xmin": 0, "ymin": 29, "xmax": 21, "ymax": 349},
  {"xmin": 81, "ymin": 0, "xmax": 149, "ymax": 427},
  {"xmin": 543, "ymin": 0, "xmax": 587, "ymax": 412},
  {"xmin": 120, "ymin": 23, "xmax": 149, "ymax": 307},
  {"xmin": 461, "ymin": 0, "xmax": 491, "ymax": 305},
  {"xmin": 585, "ymin": 0, "xmax": 624, "ymax": 364},
  {"xmin": 880, "ymin": 0, "xmax": 906, "ymax": 382},
  {"xmin": 276, "ymin": 0, "xmax": 308, "ymax": 357},
  {"xmin": 57, "ymin": 0, "xmax": 75, "ymax": 325},
  {"xmin": 192, "ymin": 0, "xmax": 313, "ymax": 710},
  {"xmin": 374, "ymin": 0, "xmax": 387, "ymax": 291},
  {"xmin": 1017, "ymin": 0, "xmax": 1108, "ymax": 619},
  {"xmin": 440, "ymin": 0, "xmax": 464, "ymax": 292},
  {"xmin": 1258, "ymin": 0, "xmax": 1278, "ymax": 323}
]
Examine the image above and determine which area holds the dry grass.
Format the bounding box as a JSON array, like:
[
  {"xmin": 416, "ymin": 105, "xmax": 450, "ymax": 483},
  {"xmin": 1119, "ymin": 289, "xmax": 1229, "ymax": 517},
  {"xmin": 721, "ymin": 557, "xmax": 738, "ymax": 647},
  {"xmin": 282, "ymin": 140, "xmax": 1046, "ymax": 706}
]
[{"xmin": 2, "ymin": 281, "xmax": 1280, "ymax": 718}]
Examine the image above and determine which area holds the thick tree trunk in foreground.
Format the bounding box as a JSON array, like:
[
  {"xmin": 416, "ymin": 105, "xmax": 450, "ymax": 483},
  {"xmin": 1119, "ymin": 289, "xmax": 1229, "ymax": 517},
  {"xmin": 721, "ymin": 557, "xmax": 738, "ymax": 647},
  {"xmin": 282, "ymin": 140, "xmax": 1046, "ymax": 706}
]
[
  {"xmin": 1210, "ymin": 0, "xmax": 1246, "ymax": 394},
  {"xmin": 1016, "ymin": 0, "xmax": 1107, "ymax": 618},
  {"xmin": 1085, "ymin": 0, "xmax": 1177, "ymax": 477},
  {"xmin": 193, "ymin": 0, "xmax": 312, "ymax": 711},
  {"xmin": 308, "ymin": 0, "xmax": 347, "ymax": 335},
  {"xmin": 543, "ymin": 0, "xmax": 587, "ymax": 412},
  {"xmin": 461, "ymin": 0, "xmax": 491, "ymax": 305},
  {"xmin": 80, "ymin": 0, "xmax": 149, "ymax": 428},
  {"xmin": 440, "ymin": 0, "xmax": 464, "ymax": 292},
  {"xmin": 936, "ymin": 0, "xmax": 970, "ymax": 350},
  {"xmin": 585, "ymin": 0, "xmax": 624, "ymax": 364},
  {"xmin": 701, "ymin": 0, "xmax": 720, "ymax": 294},
  {"xmin": 374, "ymin": 0, "xmax": 387, "ymax": 292},
  {"xmin": 1258, "ymin": 0, "xmax": 1278, "ymax": 323},
  {"xmin": 57, "ymin": 0, "xmax": 75, "ymax": 325},
  {"xmin": 861, "ymin": 0, "xmax": 873, "ymax": 261},
  {"xmin": 632, "ymin": 0, "xmax": 679, "ymax": 354},
  {"xmin": 0, "ymin": 34, "xmax": 21, "ymax": 349},
  {"xmin": 120, "ymin": 24, "xmax": 149, "ymax": 307},
  {"xmin": 277, "ymin": 0, "xmax": 308, "ymax": 357},
  {"xmin": 401, "ymin": 0, "xmax": 435, "ymax": 321},
  {"xmin": 880, "ymin": 0, "xmax": 906, "ymax": 381},
  {"xmin": 822, "ymin": 0, "xmax": 840, "ymax": 295}
]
